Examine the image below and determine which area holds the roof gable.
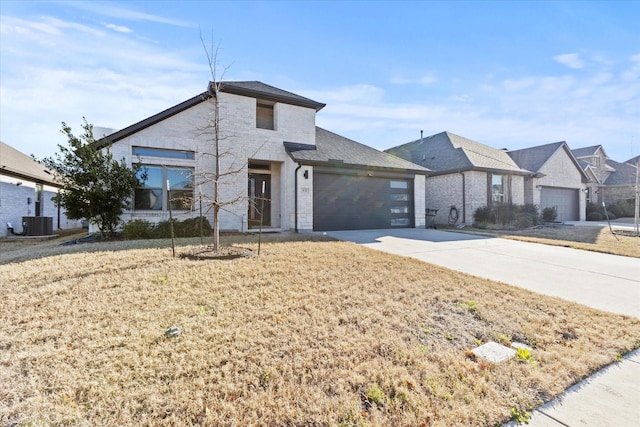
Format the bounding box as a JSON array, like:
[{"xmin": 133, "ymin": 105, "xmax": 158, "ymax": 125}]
[
  {"xmin": 103, "ymin": 81, "xmax": 324, "ymax": 144},
  {"xmin": 507, "ymin": 141, "xmax": 565, "ymax": 172},
  {"xmin": 285, "ymin": 128, "xmax": 429, "ymax": 174},
  {"xmin": 386, "ymin": 131, "xmax": 529, "ymax": 175},
  {"xmin": 508, "ymin": 141, "xmax": 588, "ymax": 181},
  {"xmin": 571, "ymin": 145, "xmax": 608, "ymax": 160}
]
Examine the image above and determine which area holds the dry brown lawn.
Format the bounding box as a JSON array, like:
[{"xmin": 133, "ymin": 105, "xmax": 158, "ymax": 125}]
[
  {"xmin": 456, "ymin": 224, "xmax": 640, "ymax": 258},
  {"xmin": 1, "ymin": 236, "xmax": 639, "ymax": 426}
]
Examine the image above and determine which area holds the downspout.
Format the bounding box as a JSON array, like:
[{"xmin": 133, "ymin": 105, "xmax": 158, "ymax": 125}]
[
  {"xmin": 459, "ymin": 171, "xmax": 466, "ymax": 223},
  {"xmin": 294, "ymin": 163, "xmax": 302, "ymax": 232}
]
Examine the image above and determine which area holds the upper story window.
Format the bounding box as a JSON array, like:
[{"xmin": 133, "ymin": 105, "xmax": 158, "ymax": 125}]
[
  {"xmin": 132, "ymin": 147, "xmax": 195, "ymax": 160},
  {"xmin": 256, "ymin": 101, "xmax": 275, "ymax": 130}
]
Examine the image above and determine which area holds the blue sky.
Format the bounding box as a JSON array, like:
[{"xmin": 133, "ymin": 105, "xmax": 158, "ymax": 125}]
[{"xmin": 1, "ymin": 0, "xmax": 639, "ymax": 162}]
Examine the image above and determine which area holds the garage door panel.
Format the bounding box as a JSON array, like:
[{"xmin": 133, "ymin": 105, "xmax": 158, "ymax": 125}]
[
  {"xmin": 541, "ymin": 187, "xmax": 579, "ymax": 221},
  {"xmin": 314, "ymin": 173, "xmax": 413, "ymax": 231}
]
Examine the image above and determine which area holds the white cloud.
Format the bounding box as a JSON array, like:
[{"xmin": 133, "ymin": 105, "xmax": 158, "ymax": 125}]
[
  {"xmin": 60, "ymin": 1, "xmax": 195, "ymax": 28},
  {"xmin": 390, "ymin": 73, "xmax": 437, "ymax": 86},
  {"xmin": 104, "ymin": 23, "xmax": 133, "ymax": 33},
  {"xmin": 554, "ymin": 53, "xmax": 586, "ymax": 69}
]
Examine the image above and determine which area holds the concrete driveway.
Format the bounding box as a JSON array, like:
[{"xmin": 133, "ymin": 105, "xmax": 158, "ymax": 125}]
[
  {"xmin": 327, "ymin": 228, "xmax": 640, "ymax": 318},
  {"xmin": 325, "ymin": 228, "xmax": 640, "ymax": 427}
]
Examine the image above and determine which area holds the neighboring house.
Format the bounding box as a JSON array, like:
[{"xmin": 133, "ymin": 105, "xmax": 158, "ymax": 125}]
[
  {"xmin": 507, "ymin": 141, "xmax": 588, "ymax": 221},
  {"xmin": 571, "ymin": 145, "xmax": 636, "ymax": 207},
  {"xmin": 0, "ymin": 141, "xmax": 83, "ymax": 236},
  {"xmin": 386, "ymin": 131, "xmax": 530, "ymax": 225},
  {"xmin": 100, "ymin": 81, "xmax": 429, "ymax": 232}
]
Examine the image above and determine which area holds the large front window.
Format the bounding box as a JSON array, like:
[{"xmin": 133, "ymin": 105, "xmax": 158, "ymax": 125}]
[{"xmin": 135, "ymin": 166, "xmax": 193, "ymax": 211}]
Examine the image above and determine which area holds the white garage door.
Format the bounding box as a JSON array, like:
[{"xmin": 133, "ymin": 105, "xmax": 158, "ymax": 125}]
[{"xmin": 540, "ymin": 187, "xmax": 579, "ymax": 221}]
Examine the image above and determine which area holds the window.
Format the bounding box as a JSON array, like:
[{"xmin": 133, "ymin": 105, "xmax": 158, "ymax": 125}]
[
  {"xmin": 135, "ymin": 166, "xmax": 193, "ymax": 211},
  {"xmin": 256, "ymin": 101, "xmax": 275, "ymax": 130},
  {"xmin": 389, "ymin": 180, "xmax": 412, "ymax": 227},
  {"xmin": 491, "ymin": 174, "xmax": 505, "ymax": 204},
  {"xmin": 132, "ymin": 147, "xmax": 195, "ymax": 160}
]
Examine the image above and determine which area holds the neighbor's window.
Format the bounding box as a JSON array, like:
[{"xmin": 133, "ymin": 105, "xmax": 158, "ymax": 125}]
[
  {"xmin": 491, "ymin": 174, "xmax": 505, "ymax": 204},
  {"xmin": 256, "ymin": 101, "xmax": 275, "ymax": 130},
  {"xmin": 134, "ymin": 166, "xmax": 193, "ymax": 211},
  {"xmin": 132, "ymin": 147, "xmax": 195, "ymax": 160}
]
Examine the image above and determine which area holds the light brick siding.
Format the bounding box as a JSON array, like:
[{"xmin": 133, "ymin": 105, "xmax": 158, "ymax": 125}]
[
  {"xmin": 426, "ymin": 171, "xmax": 526, "ymax": 225},
  {"xmin": 529, "ymin": 149, "xmax": 586, "ymax": 220},
  {"xmin": 295, "ymin": 165, "xmax": 314, "ymax": 230},
  {"xmin": 110, "ymin": 92, "xmax": 317, "ymax": 232},
  {"xmin": 1, "ymin": 177, "xmax": 82, "ymax": 236}
]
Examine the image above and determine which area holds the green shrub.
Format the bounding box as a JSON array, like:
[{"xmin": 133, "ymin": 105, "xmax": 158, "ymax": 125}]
[
  {"xmin": 122, "ymin": 219, "xmax": 154, "ymax": 239},
  {"xmin": 610, "ymin": 198, "xmax": 635, "ymax": 218},
  {"xmin": 541, "ymin": 206, "xmax": 558, "ymax": 222},
  {"xmin": 473, "ymin": 206, "xmax": 493, "ymax": 224},
  {"xmin": 122, "ymin": 217, "xmax": 212, "ymax": 239},
  {"xmin": 587, "ymin": 212, "xmax": 603, "ymax": 221},
  {"xmin": 175, "ymin": 217, "xmax": 212, "ymax": 237},
  {"xmin": 473, "ymin": 204, "xmax": 540, "ymax": 228}
]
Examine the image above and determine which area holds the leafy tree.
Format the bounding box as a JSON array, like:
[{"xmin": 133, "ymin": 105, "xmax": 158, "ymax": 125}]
[{"xmin": 40, "ymin": 119, "xmax": 142, "ymax": 237}]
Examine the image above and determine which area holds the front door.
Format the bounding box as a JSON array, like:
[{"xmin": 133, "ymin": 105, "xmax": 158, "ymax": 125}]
[{"xmin": 248, "ymin": 173, "xmax": 271, "ymax": 228}]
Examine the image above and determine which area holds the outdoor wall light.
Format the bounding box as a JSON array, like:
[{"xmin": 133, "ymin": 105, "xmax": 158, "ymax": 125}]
[
  {"xmin": 303, "ymin": 170, "xmax": 309, "ymax": 179},
  {"xmin": 16, "ymin": 181, "xmax": 22, "ymax": 186}
]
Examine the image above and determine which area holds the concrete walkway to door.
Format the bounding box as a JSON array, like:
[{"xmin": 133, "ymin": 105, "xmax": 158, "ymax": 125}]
[{"xmin": 325, "ymin": 228, "xmax": 640, "ymax": 427}]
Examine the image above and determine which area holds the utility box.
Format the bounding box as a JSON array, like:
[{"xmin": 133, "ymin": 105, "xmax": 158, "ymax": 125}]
[{"xmin": 22, "ymin": 216, "xmax": 53, "ymax": 236}]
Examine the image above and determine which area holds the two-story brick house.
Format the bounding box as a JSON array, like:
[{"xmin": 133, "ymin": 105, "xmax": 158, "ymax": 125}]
[
  {"xmin": 571, "ymin": 145, "xmax": 636, "ymax": 207},
  {"xmin": 101, "ymin": 81, "xmax": 429, "ymax": 232}
]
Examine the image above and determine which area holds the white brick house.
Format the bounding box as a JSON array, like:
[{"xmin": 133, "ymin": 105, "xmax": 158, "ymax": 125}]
[
  {"xmin": 101, "ymin": 82, "xmax": 429, "ymax": 232},
  {"xmin": 0, "ymin": 142, "xmax": 83, "ymax": 236}
]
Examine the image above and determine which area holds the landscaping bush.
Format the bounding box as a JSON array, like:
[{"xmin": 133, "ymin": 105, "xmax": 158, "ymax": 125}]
[
  {"xmin": 473, "ymin": 206, "xmax": 493, "ymax": 225},
  {"xmin": 514, "ymin": 204, "xmax": 540, "ymax": 228},
  {"xmin": 122, "ymin": 217, "xmax": 212, "ymax": 239},
  {"xmin": 473, "ymin": 203, "xmax": 540, "ymax": 229},
  {"xmin": 122, "ymin": 219, "xmax": 154, "ymax": 239},
  {"xmin": 541, "ymin": 206, "xmax": 558, "ymax": 222},
  {"xmin": 609, "ymin": 198, "xmax": 635, "ymax": 218},
  {"xmin": 587, "ymin": 212, "xmax": 603, "ymax": 221}
]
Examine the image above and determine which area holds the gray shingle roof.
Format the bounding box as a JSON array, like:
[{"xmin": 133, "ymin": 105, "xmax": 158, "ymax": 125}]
[
  {"xmin": 508, "ymin": 141, "xmax": 588, "ymax": 182},
  {"xmin": 507, "ymin": 141, "xmax": 566, "ymax": 172},
  {"xmin": 285, "ymin": 128, "xmax": 430, "ymax": 173},
  {"xmin": 604, "ymin": 159, "xmax": 637, "ymax": 186},
  {"xmin": 220, "ymin": 81, "xmax": 325, "ymax": 111},
  {"xmin": 571, "ymin": 145, "xmax": 606, "ymax": 159},
  {"xmin": 386, "ymin": 131, "xmax": 529, "ymax": 175},
  {"xmin": 0, "ymin": 141, "xmax": 59, "ymax": 185}
]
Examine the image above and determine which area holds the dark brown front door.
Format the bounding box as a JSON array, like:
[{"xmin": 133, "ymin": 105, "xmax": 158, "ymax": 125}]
[{"xmin": 248, "ymin": 173, "xmax": 271, "ymax": 228}]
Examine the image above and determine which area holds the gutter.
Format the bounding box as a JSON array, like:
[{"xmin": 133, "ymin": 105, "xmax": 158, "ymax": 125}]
[
  {"xmin": 459, "ymin": 171, "xmax": 466, "ymax": 223},
  {"xmin": 294, "ymin": 163, "xmax": 302, "ymax": 232}
]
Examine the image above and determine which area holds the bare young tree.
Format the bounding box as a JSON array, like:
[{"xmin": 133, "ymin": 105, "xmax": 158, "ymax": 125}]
[{"xmin": 196, "ymin": 34, "xmax": 266, "ymax": 251}]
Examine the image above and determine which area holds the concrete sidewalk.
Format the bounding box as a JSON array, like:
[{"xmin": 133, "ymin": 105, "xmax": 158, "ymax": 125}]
[{"xmin": 326, "ymin": 228, "xmax": 640, "ymax": 426}]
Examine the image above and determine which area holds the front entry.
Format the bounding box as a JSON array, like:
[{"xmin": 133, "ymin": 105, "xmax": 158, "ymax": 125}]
[{"xmin": 248, "ymin": 173, "xmax": 271, "ymax": 229}]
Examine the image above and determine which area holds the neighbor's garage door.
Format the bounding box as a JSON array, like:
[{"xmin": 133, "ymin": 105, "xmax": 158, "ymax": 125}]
[
  {"xmin": 313, "ymin": 173, "xmax": 413, "ymax": 231},
  {"xmin": 540, "ymin": 187, "xmax": 579, "ymax": 221}
]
